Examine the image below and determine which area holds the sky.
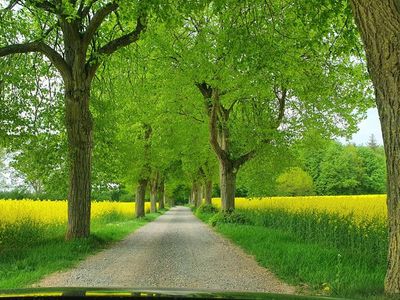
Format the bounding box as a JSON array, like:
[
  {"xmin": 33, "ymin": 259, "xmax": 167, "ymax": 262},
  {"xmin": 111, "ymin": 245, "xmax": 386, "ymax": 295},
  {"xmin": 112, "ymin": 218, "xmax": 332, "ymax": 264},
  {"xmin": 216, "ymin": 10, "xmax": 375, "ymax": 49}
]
[{"xmin": 343, "ymin": 108, "xmax": 383, "ymax": 145}]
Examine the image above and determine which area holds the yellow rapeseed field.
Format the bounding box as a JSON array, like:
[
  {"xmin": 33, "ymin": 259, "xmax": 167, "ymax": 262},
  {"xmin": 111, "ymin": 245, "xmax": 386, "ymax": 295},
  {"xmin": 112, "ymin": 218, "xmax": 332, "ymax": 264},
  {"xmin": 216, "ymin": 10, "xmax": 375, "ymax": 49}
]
[
  {"xmin": 212, "ymin": 195, "xmax": 387, "ymax": 222},
  {"xmin": 0, "ymin": 199, "xmax": 151, "ymax": 226}
]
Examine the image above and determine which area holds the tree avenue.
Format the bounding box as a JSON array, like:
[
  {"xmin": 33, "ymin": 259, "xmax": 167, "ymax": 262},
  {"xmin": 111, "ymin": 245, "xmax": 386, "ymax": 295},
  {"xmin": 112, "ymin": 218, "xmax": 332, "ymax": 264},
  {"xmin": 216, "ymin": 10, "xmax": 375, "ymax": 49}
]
[
  {"xmin": 160, "ymin": 0, "xmax": 371, "ymax": 211},
  {"xmin": 2, "ymin": 0, "xmax": 399, "ymax": 296}
]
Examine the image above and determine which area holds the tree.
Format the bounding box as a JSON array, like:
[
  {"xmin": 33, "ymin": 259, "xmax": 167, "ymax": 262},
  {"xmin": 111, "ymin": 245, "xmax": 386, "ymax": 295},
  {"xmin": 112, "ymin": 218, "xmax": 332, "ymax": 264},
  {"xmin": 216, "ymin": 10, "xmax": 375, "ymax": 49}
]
[
  {"xmin": 348, "ymin": 0, "xmax": 400, "ymax": 293},
  {"xmin": 357, "ymin": 146, "xmax": 386, "ymax": 194},
  {"xmin": 317, "ymin": 143, "xmax": 365, "ymax": 195},
  {"xmin": 367, "ymin": 134, "xmax": 378, "ymax": 149},
  {"xmin": 162, "ymin": 0, "xmax": 371, "ymax": 211},
  {"xmin": 237, "ymin": 144, "xmax": 292, "ymax": 196},
  {"xmin": 276, "ymin": 167, "xmax": 314, "ymax": 196},
  {"xmin": 0, "ymin": 1, "xmax": 147, "ymax": 239}
]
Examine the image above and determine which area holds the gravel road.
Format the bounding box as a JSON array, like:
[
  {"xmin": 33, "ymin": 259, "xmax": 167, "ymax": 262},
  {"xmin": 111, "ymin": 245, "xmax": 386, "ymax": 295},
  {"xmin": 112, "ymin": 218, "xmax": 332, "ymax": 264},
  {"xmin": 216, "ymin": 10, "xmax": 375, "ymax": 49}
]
[{"xmin": 36, "ymin": 206, "xmax": 295, "ymax": 293}]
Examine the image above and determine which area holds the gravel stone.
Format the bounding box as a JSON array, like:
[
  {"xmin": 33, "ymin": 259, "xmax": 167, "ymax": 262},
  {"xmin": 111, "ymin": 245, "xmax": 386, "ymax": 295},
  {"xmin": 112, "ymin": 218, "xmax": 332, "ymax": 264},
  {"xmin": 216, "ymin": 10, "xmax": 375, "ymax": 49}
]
[{"xmin": 35, "ymin": 206, "xmax": 295, "ymax": 294}]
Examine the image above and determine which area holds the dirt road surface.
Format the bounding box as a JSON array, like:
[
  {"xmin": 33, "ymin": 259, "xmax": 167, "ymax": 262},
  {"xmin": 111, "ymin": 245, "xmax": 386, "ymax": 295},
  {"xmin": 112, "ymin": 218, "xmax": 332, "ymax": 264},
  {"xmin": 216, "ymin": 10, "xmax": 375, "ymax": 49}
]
[{"xmin": 36, "ymin": 206, "xmax": 295, "ymax": 293}]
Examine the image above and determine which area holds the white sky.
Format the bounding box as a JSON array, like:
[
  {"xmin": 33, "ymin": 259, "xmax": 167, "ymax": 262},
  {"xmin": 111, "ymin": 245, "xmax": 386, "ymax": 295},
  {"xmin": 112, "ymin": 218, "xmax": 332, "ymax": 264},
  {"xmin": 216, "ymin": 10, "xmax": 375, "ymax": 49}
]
[{"xmin": 344, "ymin": 108, "xmax": 383, "ymax": 145}]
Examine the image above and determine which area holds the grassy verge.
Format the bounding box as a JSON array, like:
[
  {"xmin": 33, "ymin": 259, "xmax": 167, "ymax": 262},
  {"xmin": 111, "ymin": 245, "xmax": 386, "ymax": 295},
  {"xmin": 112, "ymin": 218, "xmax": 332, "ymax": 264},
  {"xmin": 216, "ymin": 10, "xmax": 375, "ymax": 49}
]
[
  {"xmin": 194, "ymin": 205, "xmax": 386, "ymax": 299},
  {"xmin": 0, "ymin": 209, "xmax": 167, "ymax": 289}
]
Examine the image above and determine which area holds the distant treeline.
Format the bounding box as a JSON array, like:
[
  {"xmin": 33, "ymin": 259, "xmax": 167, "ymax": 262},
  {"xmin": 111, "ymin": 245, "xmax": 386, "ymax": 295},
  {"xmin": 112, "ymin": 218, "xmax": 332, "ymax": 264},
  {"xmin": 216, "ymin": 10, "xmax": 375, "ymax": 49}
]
[
  {"xmin": 0, "ymin": 136, "xmax": 386, "ymax": 201},
  {"xmin": 236, "ymin": 135, "xmax": 386, "ymax": 197}
]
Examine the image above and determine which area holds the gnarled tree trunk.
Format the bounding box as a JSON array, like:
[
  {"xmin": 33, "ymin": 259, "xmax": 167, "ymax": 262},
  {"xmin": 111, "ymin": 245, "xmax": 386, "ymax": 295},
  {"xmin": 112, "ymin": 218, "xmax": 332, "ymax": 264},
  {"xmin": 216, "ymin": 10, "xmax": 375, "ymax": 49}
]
[
  {"xmin": 350, "ymin": 0, "xmax": 400, "ymax": 294},
  {"xmin": 135, "ymin": 178, "xmax": 147, "ymax": 218}
]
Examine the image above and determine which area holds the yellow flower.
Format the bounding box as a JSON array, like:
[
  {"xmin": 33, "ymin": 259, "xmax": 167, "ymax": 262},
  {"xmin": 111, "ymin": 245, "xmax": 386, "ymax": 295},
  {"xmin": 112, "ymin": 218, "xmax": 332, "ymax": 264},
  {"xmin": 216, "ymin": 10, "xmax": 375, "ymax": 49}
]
[
  {"xmin": 0, "ymin": 199, "xmax": 152, "ymax": 226},
  {"xmin": 212, "ymin": 194, "xmax": 386, "ymax": 226}
]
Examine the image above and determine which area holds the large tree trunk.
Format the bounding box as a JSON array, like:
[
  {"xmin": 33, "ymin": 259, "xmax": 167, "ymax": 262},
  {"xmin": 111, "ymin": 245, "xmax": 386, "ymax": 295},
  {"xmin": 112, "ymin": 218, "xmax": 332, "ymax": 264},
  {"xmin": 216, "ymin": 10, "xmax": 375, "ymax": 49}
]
[
  {"xmin": 205, "ymin": 179, "xmax": 212, "ymax": 205},
  {"xmin": 349, "ymin": 0, "xmax": 400, "ymax": 294},
  {"xmin": 190, "ymin": 184, "xmax": 195, "ymax": 205},
  {"xmin": 158, "ymin": 180, "xmax": 165, "ymax": 210},
  {"xmin": 196, "ymin": 182, "xmax": 203, "ymax": 207},
  {"xmin": 192, "ymin": 181, "xmax": 202, "ymax": 208},
  {"xmin": 150, "ymin": 174, "xmax": 158, "ymax": 213},
  {"xmin": 135, "ymin": 178, "xmax": 147, "ymax": 218},
  {"xmin": 65, "ymin": 80, "xmax": 93, "ymax": 240},
  {"xmin": 219, "ymin": 159, "xmax": 236, "ymax": 211},
  {"xmin": 171, "ymin": 197, "xmax": 175, "ymax": 207}
]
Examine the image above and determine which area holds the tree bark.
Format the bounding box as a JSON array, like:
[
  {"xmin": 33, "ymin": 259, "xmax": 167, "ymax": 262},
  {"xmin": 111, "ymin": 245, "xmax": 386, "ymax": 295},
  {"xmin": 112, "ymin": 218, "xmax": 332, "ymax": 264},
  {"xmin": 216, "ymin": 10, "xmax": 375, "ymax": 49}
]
[
  {"xmin": 219, "ymin": 160, "xmax": 236, "ymax": 211},
  {"xmin": 135, "ymin": 178, "xmax": 147, "ymax": 218},
  {"xmin": 205, "ymin": 179, "xmax": 213, "ymax": 205},
  {"xmin": 158, "ymin": 179, "xmax": 165, "ymax": 209},
  {"xmin": 64, "ymin": 77, "xmax": 93, "ymax": 240},
  {"xmin": 192, "ymin": 181, "xmax": 201, "ymax": 208},
  {"xmin": 196, "ymin": 182, "xmax": 203, "ymax": 207},
  {"xmin": 150, "ymin": 173, "xmax": 158, "ymax": 213},
  {"xmin": 349, "ymin": 0, "xmax": 400, "ymax": 294},
  {"xmin": 190, "ymin": 184, "xmax": 195, "ymax": 205}
]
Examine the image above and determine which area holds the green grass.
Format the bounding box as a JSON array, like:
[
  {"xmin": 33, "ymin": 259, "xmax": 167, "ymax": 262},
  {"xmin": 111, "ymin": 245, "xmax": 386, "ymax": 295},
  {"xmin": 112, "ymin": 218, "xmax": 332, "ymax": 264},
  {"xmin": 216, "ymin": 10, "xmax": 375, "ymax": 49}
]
[
  {"xmin": 195, "ymin": 205, "xmax": 386, "ymax": 299},
  {"xmin": 0, "ymin": 210, "xmax": 166, "ymax": 289}
]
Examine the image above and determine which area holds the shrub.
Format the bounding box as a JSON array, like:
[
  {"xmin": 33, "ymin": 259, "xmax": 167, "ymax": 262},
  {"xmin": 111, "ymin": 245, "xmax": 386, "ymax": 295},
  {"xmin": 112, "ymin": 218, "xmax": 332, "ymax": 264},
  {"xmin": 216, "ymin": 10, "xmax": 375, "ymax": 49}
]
[
  {"xmin": 209, "ymin": 210, "xmax": 252, "ymax": 227},
  {"xmin": 196, "ymin": 204, "xmax": 219, "ymax": 214}
]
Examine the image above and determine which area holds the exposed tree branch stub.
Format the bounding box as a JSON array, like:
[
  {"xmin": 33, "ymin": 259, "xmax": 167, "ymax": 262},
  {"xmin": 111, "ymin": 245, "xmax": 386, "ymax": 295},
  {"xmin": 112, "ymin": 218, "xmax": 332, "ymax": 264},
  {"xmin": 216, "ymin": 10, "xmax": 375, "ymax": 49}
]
[{"xmin": 0, "ymin": 41, "xmax": 71, "ymax": 81}]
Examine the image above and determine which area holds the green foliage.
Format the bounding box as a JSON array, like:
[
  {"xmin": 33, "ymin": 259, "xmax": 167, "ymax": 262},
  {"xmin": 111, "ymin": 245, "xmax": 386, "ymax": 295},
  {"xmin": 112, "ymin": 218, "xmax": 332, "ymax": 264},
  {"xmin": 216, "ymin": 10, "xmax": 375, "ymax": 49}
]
[
  {"xmin": 196, "ymin": 203, "xmax": 219, "ymax": 215},
  {"xmin": 208, "ymin": 210, "xmax": 252, "ymax": 227},
  {"xmin": 237, "ymin": 145, "xmax": 294, "ymax": 196},
  {"xmin": 312, "ymin": 143, "xmax": 386, "ymax": 195},
  {"xmin": 276, "ymin": 167, "xmax": 315, "ymax": 196},
  {"xmin": 172, "ymin": 184, "xmax": 190, "ymax": 205}
]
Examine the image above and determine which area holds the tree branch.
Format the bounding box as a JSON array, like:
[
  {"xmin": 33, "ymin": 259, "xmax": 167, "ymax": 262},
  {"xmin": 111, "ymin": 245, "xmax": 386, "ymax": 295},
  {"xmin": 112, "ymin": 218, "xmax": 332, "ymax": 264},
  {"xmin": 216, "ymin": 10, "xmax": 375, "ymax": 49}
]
[
  {"xmin": 234, "ymin": 149, "xmax": 257, "ymax": 169},
  {"xmin": 86, "ymin": 14, "xmax": 146, "ymax": 81},
  {"xmin": 227, "ymin": 98, "xmax": 239, "ymax": 114},
  {"xmin": 0, "ymin": 41, "xmax": 71, "ymax": 80},
  {"xmin": 83, "ymin": 1, "xmax": 118, "ymax": 48},
  {"xmin": 196, "ymin": 82, "xmax": 213, "ymax": 116},
  {"xmin": 209, "ymin": 101, "xmax": 228, "ymax": 162},
  {"xmin": 196, "ymin": 82, "xmax": 213, "ymax": 99},
  {"xmin": 80, "ymin": 0, "xmax": 99, "ymax": 17},
  {"xmin": 98, "ymin": 14, "xmax": 146, "ymax": 55},
  {"xmin": 273, "ymin": 86, "xmax": 287, "ymax": 129},
  {"xmin": 30, "ymin": 0, "xmax": 58, "ymax": 13}
]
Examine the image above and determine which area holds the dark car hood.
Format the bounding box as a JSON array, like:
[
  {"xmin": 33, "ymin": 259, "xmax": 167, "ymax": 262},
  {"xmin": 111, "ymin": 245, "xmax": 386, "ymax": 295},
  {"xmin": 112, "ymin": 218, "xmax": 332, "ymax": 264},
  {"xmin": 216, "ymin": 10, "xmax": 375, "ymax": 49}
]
[{"xmin": 0, "ymin": 287, "xmax": 350, "ymax": 299}]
